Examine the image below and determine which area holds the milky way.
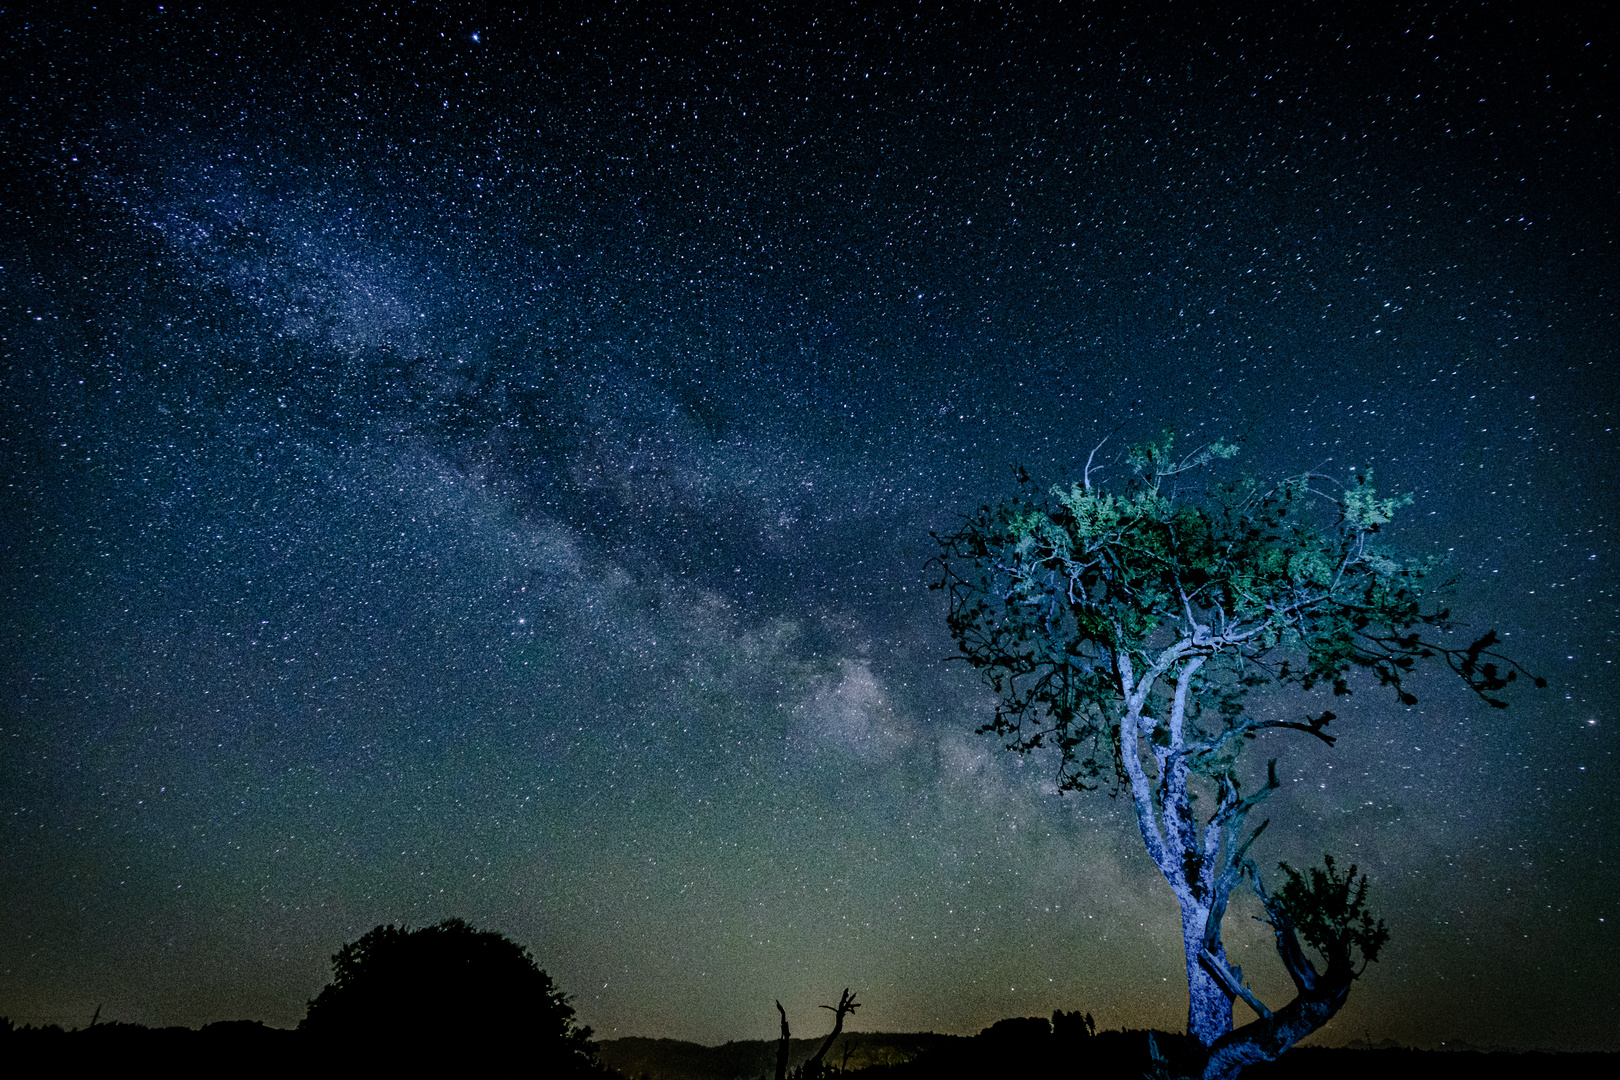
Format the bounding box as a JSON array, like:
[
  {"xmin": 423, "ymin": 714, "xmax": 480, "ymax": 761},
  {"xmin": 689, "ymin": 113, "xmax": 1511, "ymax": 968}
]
[{"xmin": 2, "ymin": 4, "xmax": 1614, "ymax": 1051}]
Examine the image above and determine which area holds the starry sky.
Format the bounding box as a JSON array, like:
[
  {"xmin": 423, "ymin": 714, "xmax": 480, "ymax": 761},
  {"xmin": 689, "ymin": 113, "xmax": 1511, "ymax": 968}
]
[{"xmin": 2, "ymin": 1, "xmax": 1615, "ymax": 1053}]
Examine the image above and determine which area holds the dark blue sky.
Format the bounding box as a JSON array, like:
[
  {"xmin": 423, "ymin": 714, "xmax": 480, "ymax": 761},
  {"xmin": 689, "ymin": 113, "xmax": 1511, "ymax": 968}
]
[{"xmin": 2, "ymin": 2, "xmax": 1615, "ymax": 1051}]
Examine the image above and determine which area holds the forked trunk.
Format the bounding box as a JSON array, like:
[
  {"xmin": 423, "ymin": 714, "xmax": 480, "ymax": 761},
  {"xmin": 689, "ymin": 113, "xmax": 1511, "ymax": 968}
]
[{"xmin": 1199, "ymin": 966, "xmax": 1352, "ymax": 1080}]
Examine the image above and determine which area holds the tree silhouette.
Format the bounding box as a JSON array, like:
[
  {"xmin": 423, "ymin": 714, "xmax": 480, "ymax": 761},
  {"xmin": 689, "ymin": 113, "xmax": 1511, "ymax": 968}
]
[
  {"xmin": 773, "ymin": 990, "xmax": 860, "ymax": 1080},
  {"xmin": 805, "ymin": 989, "xmax": 860, "ymax": 1077},
  {"xmin": 932, "ymin": 435, "xmax": 1540, "ymax": 1077},
  {"xmin": 301, "ymin": 918, "xmax": 599, "ymax": 1071}
]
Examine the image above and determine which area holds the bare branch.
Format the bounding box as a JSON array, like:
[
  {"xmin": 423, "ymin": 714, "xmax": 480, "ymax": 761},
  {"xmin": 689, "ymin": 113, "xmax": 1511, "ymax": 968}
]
[
  {"xmin": 1083, "ymin": 436, "xmax": 1109, "ymax": 490},
  {"xmin": 807, "ymin": 989, "xmax": 861, "ymax": 1074},
  {"xmin": 1252, "ymin": 713, "xmax": 1339, "ymax": 747},
  {"xmin": 1253, "ymin": 872, "xmax": 1319, "ymax": 995},
  {"xmin": 1200, "ymin": 949, "xmax": 1273, "ymax": 1020}
]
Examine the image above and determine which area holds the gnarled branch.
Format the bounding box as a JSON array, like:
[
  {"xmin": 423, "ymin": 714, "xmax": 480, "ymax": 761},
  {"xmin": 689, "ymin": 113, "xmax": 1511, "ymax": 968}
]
[
  {"xmin": 806, "ymin": 989, "xmax": 860, "ymax": 1075},
  {"xmin": 1198, "ymin": 949, "xmax": 1272, "ymax": 1020}
]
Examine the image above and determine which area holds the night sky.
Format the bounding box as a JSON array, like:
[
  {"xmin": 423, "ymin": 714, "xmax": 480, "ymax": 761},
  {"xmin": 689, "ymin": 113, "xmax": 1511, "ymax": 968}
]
[{"xmin": 2, "ymin": 2, "xmax": 1615, "ymax": 1053}]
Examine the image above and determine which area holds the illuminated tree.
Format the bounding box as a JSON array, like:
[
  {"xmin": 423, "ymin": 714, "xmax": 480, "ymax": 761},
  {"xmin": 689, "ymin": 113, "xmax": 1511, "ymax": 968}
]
[{"xmin": 932, "ymin": 436, "xmax": 1539, "ymax": 1078}]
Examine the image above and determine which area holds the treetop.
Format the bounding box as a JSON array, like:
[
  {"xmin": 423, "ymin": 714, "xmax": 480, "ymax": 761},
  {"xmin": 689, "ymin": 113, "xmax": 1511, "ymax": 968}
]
[{"xmin": 932, "ymin": 433, "xmax": 1542, "ymax": 792}]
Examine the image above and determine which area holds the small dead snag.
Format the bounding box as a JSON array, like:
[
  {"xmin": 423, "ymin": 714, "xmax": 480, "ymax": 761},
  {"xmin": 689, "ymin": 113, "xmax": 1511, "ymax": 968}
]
[
  {"xmin": 805, "ymin": 989, "xmax": 860, "ymax": 1077},
  {"xmin": 774, "ymin": 1000, "xmax": 791, "ymax": 1080}
]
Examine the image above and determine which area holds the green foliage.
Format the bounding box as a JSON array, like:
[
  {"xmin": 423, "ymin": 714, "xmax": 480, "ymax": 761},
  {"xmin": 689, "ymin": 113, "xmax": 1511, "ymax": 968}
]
[
  {"xmin": 1272, "ymin": 856, "xmax": 1390, "ymax": 972},
  {"xmin": 1342, "ymin": 471, "xmax": 1413, "ymax": 531},
  {"xmin": 1127, "ymin": 431, "xmax": 1241, "ymax": 477},
  {"xmin": 933, "ymin": 435, "xmax": 1453, "ymax": 792}
]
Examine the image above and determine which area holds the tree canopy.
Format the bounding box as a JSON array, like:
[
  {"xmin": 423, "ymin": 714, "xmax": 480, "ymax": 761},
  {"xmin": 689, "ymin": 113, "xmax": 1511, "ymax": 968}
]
[
  {"xmin": 301, "ymin": 918, "xmax": 598, "ymax": 1071},
  {"xmin": 933, "ymin": 434, "xmax": 1539, "ymax": 1078}
]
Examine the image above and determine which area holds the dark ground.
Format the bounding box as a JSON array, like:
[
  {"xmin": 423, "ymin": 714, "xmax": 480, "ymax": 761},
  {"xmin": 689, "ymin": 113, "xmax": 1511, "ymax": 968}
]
[
  {"xmin": 8, "ymin": 1019, "xmax": 1607, "ymax": 1079},
  {"xmin": 598, "ymin": 1028, "xmax": 1617, "ymax": 1080}
]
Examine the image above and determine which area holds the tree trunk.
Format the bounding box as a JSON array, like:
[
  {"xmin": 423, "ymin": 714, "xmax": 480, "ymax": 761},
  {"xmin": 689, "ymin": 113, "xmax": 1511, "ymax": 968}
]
[
  {"xmin": 1196, "ymin": 871, "xmax": 1370, "ymax": 1080},
  {"xmin": 1184, "ymin": 947, "xmax": 1233, "ymax": 1045},
  {"xmin": 1200, "ymin": 969, "xmax": 1351, "ymax": 1080},
  {"xmin": 1182, "ymin": 908, "xmax": 1233, "ymax": 1046},
  {"xmin": 774, "ymin": 1000, "xmax": 790, "ymax": 1080}
]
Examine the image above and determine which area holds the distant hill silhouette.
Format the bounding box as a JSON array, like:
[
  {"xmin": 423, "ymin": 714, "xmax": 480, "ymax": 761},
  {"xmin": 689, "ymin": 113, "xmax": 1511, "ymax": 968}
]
[
  {"xmin": 597, "ymin": 1016, "xmax": 1618, "ymax": 1080},
  {"xmin": 598, "ymin": 1031, "xmax": 961, "ymax": 1080},
  {"xmin": 0, "ymin": 1019, "xmax": 301, "ymax": 1074}
]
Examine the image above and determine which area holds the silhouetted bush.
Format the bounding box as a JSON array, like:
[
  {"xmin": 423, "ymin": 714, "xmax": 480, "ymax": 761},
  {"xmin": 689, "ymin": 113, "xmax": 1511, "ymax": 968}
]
[
  {"xmin": 300, "ymin": 917, "xmax": 605, "ymax": 1073},
  {"xmin": 978, "ymin": 1015, "xmax": 1051, "ymax": 1048}
]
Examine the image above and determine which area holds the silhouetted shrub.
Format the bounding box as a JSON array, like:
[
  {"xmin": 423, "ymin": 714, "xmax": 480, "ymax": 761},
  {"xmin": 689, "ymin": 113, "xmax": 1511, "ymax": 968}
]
[
  {"xmin": 979, "ymin": 1015, "xmax": 1051, "ymax": 1047},
  {"xmin": 301, "ymin": 917, "xmax": 601, "ymax": 1072}
]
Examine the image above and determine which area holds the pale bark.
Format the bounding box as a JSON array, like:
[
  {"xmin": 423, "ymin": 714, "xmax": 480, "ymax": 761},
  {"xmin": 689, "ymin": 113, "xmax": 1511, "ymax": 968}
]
[
  {"xmin": 1110, "ymin": 632, "xmax": 1310, "ymax": 1051},
  {"xmin": 1199, "ymin": 886, "xmax": 1358, "ymax": 1080}
]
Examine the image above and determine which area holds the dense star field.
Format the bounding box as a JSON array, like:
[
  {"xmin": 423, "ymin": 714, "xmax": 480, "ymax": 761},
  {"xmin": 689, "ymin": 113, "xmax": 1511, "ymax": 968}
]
[{"xmin": 2, "ymin": 3, "xmax": 1615, "ymax": 1053}]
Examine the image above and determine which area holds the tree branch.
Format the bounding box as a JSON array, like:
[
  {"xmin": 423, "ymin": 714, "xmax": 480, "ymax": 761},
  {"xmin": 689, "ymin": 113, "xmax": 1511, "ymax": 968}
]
[
  {"xmin": 807, "ymin": 989, "xmax": 860, "ymax": 1074},
  {"xmin": 1164, "ymin": 657, "xmax": 1207, "ymax": 883},
  {"xmin": 1199, "ymin": 949, "xmax": 1273, "ymax": 1020},
  {"xmin": 1191, "ymin": 712, "xmax": 1337, "ymax": 761},
  {"xmin": 1253, "ymin": 871, "xmax": 1318, "ymax": 995},
  {"xmin": 1198, "ymin": 771, "xmax": 1276, "ymax": 972},
  {"xmin": 1116, "ymin": 650, "xmax": 1178, "ymax": 881},
  {"xmin": 1083, "ymin": 436, "xmax": 1109, "ymax": 491}
]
